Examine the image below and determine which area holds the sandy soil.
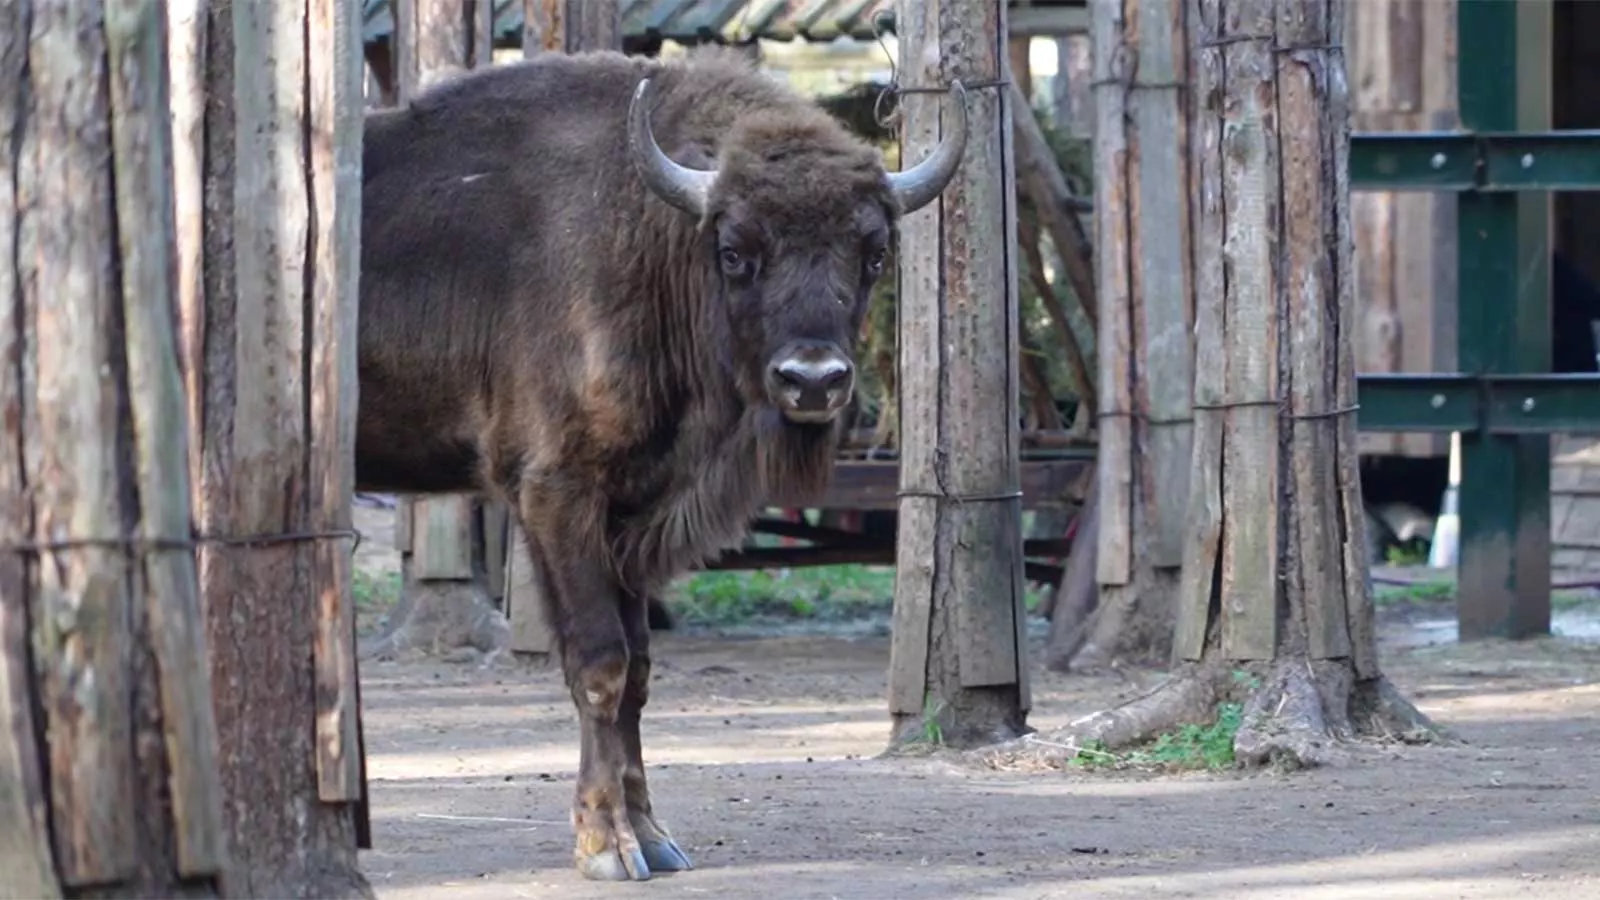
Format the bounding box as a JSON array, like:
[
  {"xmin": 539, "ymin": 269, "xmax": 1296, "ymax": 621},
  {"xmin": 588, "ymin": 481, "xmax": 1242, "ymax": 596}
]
[{"xmin": 350, "ymin": 508, "xmax": 1600, "ymax": 899}]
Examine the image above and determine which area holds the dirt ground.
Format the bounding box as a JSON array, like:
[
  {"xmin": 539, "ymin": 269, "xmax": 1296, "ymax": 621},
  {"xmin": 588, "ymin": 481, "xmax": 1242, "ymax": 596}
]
[{"xmin": 351, "ymin": 508, "xmax": 1600, "ymax": 899}]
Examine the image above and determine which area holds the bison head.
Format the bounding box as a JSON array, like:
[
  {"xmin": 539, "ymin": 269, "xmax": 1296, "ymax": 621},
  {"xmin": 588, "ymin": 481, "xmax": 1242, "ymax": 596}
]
[{"xmin": 627, "ymin": 77, "xmax": 968, "ymax": 425}]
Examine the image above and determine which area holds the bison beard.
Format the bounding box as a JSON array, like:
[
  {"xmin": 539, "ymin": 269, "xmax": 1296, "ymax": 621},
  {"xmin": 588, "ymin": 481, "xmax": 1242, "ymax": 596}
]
[{"xmin": 354, "ymin": 48, "xmax": 966, "ymax": 881}]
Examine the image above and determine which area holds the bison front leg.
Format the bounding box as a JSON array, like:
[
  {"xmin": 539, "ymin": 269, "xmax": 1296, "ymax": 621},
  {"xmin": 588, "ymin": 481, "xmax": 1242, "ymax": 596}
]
[
  {"xmin": 522, "ymin": 520, "xmax": 655, "ymax": 882},
  {"xmin": 618, "ymin": 588, "xmax": 694, "ymax": 873}
]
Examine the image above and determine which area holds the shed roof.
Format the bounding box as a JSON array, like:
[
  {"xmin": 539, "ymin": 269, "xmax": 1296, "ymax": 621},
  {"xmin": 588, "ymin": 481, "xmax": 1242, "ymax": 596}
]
[{"xmin": 361, "ymin": 0, "xmax": 1085, "ymax": 48}]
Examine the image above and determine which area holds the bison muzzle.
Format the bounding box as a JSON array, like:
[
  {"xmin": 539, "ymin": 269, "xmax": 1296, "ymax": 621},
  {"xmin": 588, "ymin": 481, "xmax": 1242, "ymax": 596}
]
[{"xmin": 356, "ymin": 47, "xmax": 967, "ymax": 882}]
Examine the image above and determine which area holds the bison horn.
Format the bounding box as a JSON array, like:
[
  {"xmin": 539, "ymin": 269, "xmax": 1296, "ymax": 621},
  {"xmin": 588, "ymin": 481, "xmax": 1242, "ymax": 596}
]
[
  {"xmin": 628, "ymin": 77, "xmax": 717, "ymax": 217},
  {"xmin": 885, "ymin": 80, "xmax": 969, "ymax": 214}
]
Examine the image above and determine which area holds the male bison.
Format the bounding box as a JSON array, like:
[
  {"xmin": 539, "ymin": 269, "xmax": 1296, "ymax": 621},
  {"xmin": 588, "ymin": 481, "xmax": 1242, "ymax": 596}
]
[{"xmin": 355, "ymin": 48, "xmax": 967, "ymax": 881}]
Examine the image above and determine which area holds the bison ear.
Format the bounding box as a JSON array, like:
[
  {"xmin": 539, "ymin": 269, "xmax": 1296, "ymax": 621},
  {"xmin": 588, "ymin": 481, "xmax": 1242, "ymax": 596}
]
[
  {"xmin": 628, "ymin": 77, "xmax": 719, "ymax": 218},
  {"xmin": 885, "ymin": 80, "xmax": 969, "ymax": 214}
]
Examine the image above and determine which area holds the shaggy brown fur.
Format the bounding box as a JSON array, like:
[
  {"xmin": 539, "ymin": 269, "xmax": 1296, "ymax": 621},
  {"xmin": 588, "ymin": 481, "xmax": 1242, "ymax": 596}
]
[{"xmin": 355, "ymin": 46, "xmax": 928, "ymax": 881}]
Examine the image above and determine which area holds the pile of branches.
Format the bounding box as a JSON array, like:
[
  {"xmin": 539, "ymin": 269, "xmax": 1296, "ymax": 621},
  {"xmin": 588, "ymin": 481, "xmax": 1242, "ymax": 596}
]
[{"xmin": 818, "ymin": 83, "xmax": 1099, "ymax": 450}]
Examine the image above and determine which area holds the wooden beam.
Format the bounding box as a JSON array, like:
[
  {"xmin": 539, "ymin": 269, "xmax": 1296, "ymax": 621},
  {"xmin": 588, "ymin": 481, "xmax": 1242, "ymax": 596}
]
[{"xmin": 307, "ymin": 0, "xmax": 367, "ymax": 805}]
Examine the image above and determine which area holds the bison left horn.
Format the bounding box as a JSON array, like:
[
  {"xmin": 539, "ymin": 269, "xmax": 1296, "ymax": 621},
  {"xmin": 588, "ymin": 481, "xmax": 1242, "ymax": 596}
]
[
  {"xmin": 628, "ymin": 77, "xmax": 717, "ymax": 217},
  {"xmin": 885, "ymin": 80, "xmax": 969, "ymax": 214}
]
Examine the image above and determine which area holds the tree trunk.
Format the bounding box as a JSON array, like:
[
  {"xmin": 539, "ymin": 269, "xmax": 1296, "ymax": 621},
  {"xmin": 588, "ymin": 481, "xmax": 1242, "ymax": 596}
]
[
  {"xmin": 0, "ymin": 2, "xmax": 227, "ymax": 894},
  {"xmin": 976, "ymin": 0, "xmax": 1446, "ymax": 771},
  {"xmin": 178, "ymin": 1, "xmax": 372, "ymax": 894},
  {"xmin": 887, "ymin": 0, "xmax": 1030, "ymax": 749},
  {"xmin": 1054, "ymin": 0, "xmax": 1197, "ymax": 673},
  {"xmin": 368, "ymin": 0, "xmax": 512, "ymax": 665}
]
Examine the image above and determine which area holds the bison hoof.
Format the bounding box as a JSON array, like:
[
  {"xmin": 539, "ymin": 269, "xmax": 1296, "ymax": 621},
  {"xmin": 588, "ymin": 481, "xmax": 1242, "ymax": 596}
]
[
  {"xmin": 640, "ymin": 836, "xmax": 694, "ymax": 873},
  {"xmin": 577, "ymin": 845, "xmax": 653, "ymax": 882}
]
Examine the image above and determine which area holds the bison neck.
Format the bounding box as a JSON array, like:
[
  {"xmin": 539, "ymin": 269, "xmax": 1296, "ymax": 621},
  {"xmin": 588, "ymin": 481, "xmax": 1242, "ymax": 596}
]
[{"xmin": 610, "ymin": 402, "xmax": 838, "ymax": 593}]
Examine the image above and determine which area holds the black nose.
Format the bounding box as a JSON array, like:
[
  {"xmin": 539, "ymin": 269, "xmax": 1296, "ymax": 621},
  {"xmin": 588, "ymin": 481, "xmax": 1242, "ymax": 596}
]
[
  {"xmin": 771, "ymin": 357, "xmax": 852, "ymax": 392},
  {"xmin": 766, "ymin": 345, "xmax": 855, "ymax": 421}
]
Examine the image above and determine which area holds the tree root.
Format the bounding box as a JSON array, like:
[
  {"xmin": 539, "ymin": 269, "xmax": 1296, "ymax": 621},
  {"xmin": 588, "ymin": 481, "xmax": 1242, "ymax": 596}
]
[{"xmin": 967, "ymin": 659, "xmax": 1459, "ymax": 772}]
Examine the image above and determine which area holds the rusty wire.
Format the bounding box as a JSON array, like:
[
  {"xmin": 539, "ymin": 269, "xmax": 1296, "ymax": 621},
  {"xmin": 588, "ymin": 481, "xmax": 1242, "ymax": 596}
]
[
  {"xmin": 868, "ymin": 9, "xmax": 1009, "ymax": 130},
  {"xmin": 0, "ymin": 527, "xmax": 364, "ymax": 556}
]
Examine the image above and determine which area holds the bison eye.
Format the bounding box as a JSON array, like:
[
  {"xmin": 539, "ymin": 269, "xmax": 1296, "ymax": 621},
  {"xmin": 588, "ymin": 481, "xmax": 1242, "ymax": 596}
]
[
  {"xmin": 719, "ymin": 247, "xmax": 745, "ymax": 275},
  {"xmin": 866, "ymin": 247, "xmax": 888, "ymax": 276}
]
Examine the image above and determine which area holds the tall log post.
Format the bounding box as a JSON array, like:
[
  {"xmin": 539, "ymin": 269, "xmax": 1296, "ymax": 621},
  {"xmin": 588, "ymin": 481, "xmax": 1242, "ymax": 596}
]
[
  {"xmin": 504, "ymin": 0, "xmax": 624, "ymax": 661},
  {"xmin": 1, "ymin": 1, "xmax": 226, "ymax": 894},
  {"xmin": 888, "ymin": 0, "xmax": 1030, "ymax": 748},
  {"xmin": 976, "ymin": 0, "xmax": 1446, "ymax": 772},
  {"xmin": 1050, "ymin": 0, "xmax": 1195, "ymax": 673},
  {"xmin": 174, "ymin": 0, "xmax": 373, "ymax": 893},
  {"xmin": 524, "ymin": 0, "xmax": 622, "ymax": 54},
  {"xmin": 373, "ymin": 0, "xmax": 514, "ymax": 664}
]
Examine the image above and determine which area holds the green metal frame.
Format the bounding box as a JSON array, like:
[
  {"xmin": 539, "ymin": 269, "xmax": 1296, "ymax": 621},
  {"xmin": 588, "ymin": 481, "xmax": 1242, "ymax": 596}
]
[{"xmin": 1346, "ymin": 0, "xmax": 1600, "ymax": 641}]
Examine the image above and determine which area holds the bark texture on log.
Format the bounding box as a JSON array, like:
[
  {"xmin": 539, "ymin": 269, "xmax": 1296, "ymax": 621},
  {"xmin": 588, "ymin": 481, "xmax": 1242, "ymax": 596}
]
[
  {"xmin": 1, "ymin": 2, "xmax": 226, "ymax": 895},
  {"xmin": 178, "ymin": 0, "xmax": 372, "ymax": 894},
  {"xmin": 888, "ymin": 0, "xmax": 1030, "ymax": 750},
  {"xmin": 976, "ymin": 0, "xmax": 1446, "ymax": 772}
]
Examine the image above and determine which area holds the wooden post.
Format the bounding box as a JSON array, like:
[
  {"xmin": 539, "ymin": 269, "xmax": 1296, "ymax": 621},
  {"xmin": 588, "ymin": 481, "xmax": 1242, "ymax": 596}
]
[
  {"xmin": 1053, "ymin": 0, "xmax": 1195, "ymax": 673},
  {"xmin": 977, "ymin": 0, "xmax": 1449, "ymax": 773},
  {"xmin": 1051, "ymin": 33, "xmax": 1093, "ymax": 139},
  {"xmin": 504, "ymin": 0, "xmax": 623, "ymax": 661},
  {"xmin": 175, "ymin": 0, "xmax": 372, "ymax": 893},
  {"xmin": 524, "ymin": 0, "xmax": 621, "ymax": 55},
  {"xmin": 378, "ymin": 0, "xmax": 514, "ymax": 664},
  {"xmin": 0, "ymin": 1, "xmax": 226, "ymax": 894},
  {"xmin": 888, "ymin": 0, "xmax": 1030, "ymax": 748}
]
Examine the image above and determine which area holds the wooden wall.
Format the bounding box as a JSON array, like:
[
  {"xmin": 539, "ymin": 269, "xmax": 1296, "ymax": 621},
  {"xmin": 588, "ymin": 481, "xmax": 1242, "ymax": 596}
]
[{"xmin": 1346, "ymin": 0, "xmax": 1457, "ymax": 458}]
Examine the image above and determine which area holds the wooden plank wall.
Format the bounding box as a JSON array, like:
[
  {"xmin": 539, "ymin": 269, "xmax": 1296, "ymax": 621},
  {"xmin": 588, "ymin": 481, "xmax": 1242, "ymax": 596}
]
[{"xmin": 1347, "ymin": 0, "xmax": 1457, "ymax": 459}]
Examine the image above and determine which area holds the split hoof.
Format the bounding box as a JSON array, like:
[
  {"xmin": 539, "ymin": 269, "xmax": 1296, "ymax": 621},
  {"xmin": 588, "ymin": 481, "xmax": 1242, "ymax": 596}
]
[
  {"xmin": 640, "ymin": 836, "xmax": 694, "ymax": 873},
  {"xmin": 576, "ymin": 845, "xmax": 652, "ymax": 882}
]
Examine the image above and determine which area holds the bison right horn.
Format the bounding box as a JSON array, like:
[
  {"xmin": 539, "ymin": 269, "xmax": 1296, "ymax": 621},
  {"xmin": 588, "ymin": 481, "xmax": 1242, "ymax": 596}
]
[
  {"xmin": 628, "ymin": 77, "xmax": 717, "ymax": 218},
  {"xmin": 885, "ymin": 80, "xmax": 969, "ymax": 214}
]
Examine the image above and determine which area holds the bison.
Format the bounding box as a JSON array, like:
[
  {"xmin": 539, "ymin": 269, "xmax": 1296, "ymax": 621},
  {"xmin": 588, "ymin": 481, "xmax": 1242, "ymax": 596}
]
[{"xmin": 356, "ymin": 47, "xmax": 968, "ymax": 881}]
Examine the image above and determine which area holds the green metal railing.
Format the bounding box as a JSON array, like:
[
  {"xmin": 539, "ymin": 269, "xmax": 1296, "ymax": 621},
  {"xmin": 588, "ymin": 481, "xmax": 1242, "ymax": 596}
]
[{"xmin": 1347, "ymin": 0, "xmax": 1600, "ymax": 640}]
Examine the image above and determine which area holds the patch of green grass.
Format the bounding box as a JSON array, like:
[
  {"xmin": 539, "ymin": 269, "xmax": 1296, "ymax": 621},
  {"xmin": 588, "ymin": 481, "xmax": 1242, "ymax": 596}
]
[
  {"xmin": 1374, "ymin": 580, "xmax": 1454, "ymax": 606},
  {"xmin": 666, "ymin": 565, "xmax": 897, "ymax": 627},
  {"xmin": 1553, "ymin": 590, "xmax": 1600, "ymax": 612},
  {"xmin": 352, "ymin": 568, "xmax": 402, "ymax": 610},
  {"xmin": 352, "ymin": 569, "xmax": 402, "ymax": 635},
  {"xmin": 1383, "ymin": 540, "xmax": 1431, "ymax": 567},
  {"xmin": 352, "ymin": 568, "xmax": 401, "ymax": 608},
  {"xmin": 353, "ymin": 563, "xmax": 403, "ymax": 621},
  {"xmin": 665, "ymin": 564, "xmax": 1056, "ymax": 628},
  {"xmin": 1067, "ymin": 702, "xmax": 1245, "ymax": 772},
  {"xmin": 919, "ymin": 693, "xmax": 946, "ymax": 746}
]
